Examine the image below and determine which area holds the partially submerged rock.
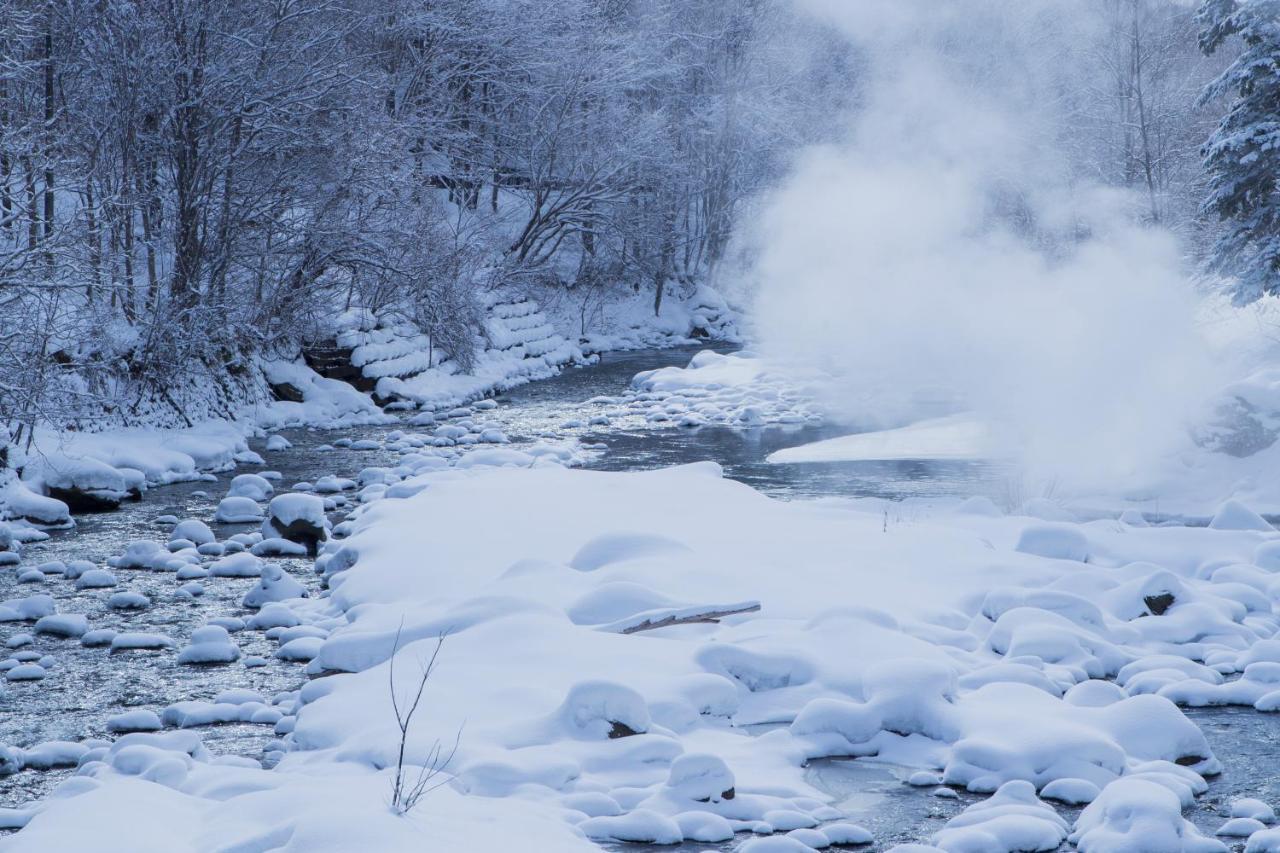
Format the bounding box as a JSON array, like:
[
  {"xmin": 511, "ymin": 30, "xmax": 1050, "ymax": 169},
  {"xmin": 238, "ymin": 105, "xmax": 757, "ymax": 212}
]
[{"xmin": 262, "ymin": 494, "xmax": 327, "ymax": 556}]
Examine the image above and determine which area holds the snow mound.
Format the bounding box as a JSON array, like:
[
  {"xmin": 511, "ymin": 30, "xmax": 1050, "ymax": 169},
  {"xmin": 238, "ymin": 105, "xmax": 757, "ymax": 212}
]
[
  {"xmin": 227, "ymin": 473, "xmax": 274, "ymax": 501},
  {"xmin": 1070, "ymin": 777, "xmax": 1225, "ymax": 852},
  {"xmin": 177, "ymin": 626, "xmax": 241, "ymax": 665},
  {"xmin": 241, "ymin": 565, "xmax": 307, "ymax": 609},
  {"xmin": 931, "ymin": 780, "xmax": 1068, "ymax": 852},
  {"xmin": 770, "ymin": 415, "xmax": 989, "ymax": 464},
  {"xmin": 209, "ymin": 552, "xmax": 263, "ymax": 578},
  {"xmin": 214, "ymin": 497, "xmax": 264, "ymax": 523},
  {"xmin": 1209, "ymin": 500, "xmax": 1272, "ymax": 531}
]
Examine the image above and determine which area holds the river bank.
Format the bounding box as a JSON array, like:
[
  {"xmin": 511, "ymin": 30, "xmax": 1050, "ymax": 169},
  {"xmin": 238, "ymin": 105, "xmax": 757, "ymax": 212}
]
[{"xmin": 2, "ymin": 348, "xmax": 1280, "ymax": 853}]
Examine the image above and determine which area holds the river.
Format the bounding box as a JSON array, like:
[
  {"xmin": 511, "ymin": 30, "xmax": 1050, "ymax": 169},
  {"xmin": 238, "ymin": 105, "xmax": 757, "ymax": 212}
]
[{"xmin": 0, "ymin": 345, "xmax": 1272, "ymax": 851}]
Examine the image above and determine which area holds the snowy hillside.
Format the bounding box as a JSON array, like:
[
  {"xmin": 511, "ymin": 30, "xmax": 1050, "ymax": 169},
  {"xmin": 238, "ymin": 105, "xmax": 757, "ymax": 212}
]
[{"xmin": 359, "ymin": 297, "xmax": 583, "ymax": 410}]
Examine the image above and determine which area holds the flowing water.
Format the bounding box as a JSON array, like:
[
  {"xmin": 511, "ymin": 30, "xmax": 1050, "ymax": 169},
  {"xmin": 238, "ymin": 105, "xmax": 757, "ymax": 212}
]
[
  {"xmin": 501, "ymin": 346, "xmax": 1006, "ymax": 502},
  {"xmin": 0, "ymin": 345, "xmax": 1272, "ymax": 851}
]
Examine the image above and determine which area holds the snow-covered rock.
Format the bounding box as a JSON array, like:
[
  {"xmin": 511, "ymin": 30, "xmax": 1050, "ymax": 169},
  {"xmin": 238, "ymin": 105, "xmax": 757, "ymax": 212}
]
[
  {"xmin": 261, "ymin": 493, "xmax": 327, "ymax": 555},
  {"xmin": 214, "ymin": 496, "xmax": 265, "ymax": 523},
  {"xmin": 177, "ymin": 626, "xmax": 241, "ymax": 665},
  {"xmin": 227, "ymin": 473, "xmax": 274, "ymax": 501},
  {"xmin": 209, "ymin": 552, "xmax": 263, "ymax": 578},
  {"xmin": 170, "ymin": 519, "xmax": 215, "ymax": 546},
  {"xmin": 241, "ymin": 565, "xmax": 307, "ymax": 609}
]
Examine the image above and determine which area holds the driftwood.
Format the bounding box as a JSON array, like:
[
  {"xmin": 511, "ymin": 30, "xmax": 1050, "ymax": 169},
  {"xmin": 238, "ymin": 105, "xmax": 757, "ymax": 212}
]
[{"xmin": 618, "ymin": 601, "xmax": 761, "ymax": 635}]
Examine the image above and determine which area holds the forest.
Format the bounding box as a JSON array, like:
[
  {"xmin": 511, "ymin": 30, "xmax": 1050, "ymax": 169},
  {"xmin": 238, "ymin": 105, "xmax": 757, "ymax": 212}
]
[{"xmin": 0, "ymin": 0, "xmax": 1272, "ymax": 441}]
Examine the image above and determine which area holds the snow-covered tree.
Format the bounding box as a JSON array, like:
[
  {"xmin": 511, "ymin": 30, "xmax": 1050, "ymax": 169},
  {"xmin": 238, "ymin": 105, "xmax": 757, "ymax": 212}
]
[
  {"xmin": 1198, "ymin": 0, "xmax": 1280, "ymax": 303},
  {"xmin": 0, "ymin": 0, "xmax": 846, "ymax": 429}
]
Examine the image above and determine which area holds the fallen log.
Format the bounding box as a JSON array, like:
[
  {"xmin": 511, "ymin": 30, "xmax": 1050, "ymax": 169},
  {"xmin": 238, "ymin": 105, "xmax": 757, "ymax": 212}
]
[{"xmin": 614, "ymin": 601, "xmax": 762, "ymax": 635}]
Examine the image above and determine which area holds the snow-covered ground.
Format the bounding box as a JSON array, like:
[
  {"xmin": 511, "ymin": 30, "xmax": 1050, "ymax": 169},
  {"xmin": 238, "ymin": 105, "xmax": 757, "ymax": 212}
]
[
  {"xmin": 15, "ymin": 339, "xmax": 1280, "ymax": 851},
  {"xmin": 2, "ymin": 287, "xmax": 741, "ymax": 532},
  {"xmin": 10, "ymin": 410, "xmax": 1280, "ymax": 850},
  {"xmin": 767, "ymin": 414, "xmax": 990, "ymax": 464},
  {"xmin": 2, "ymin": 364, "xmax": 390, "ymax": 531}
]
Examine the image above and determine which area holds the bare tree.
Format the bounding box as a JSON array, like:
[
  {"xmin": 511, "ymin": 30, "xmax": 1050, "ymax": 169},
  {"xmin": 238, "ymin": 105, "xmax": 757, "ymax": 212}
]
[{"xmin": 387, "ymin": 627, "xmax": 460, "ymax": 816}]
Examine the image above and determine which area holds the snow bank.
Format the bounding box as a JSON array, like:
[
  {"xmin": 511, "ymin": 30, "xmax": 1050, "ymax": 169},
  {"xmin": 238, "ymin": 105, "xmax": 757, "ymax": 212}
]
[
  {"xmin": 372, "ymin": 299, "xmax": 584, "ymax": 410},
  {"xmin": 10, "ymin": 421, "xmax": 248, "ymax": 524},
  {"xmin": 17, "ymin": 460, "xmax": 1280, "ymax": 849},
  {"xmin": 768, "ymin": 414, "xmax": 990, "ymax": 464},
  {"xmin": 255, "ymin": 358, "xmax": 393, "ymax": 430},
  {"xmin": 2, "ymin": 356, "xmax": 387, "ymax": 523},
  {"xmin": 563, "ymin": 283, "xmax": 740, "ymax": 353}
]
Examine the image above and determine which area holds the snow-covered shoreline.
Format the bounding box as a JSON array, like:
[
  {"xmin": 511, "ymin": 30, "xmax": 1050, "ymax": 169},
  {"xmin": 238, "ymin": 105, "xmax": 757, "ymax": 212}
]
[
  {"xmin": 2, "ymin": 289, "xmax": 741, "ymax": 532},
  {"xmin": 11, "ymin": 445, "xmax": 1280, "ymax": 850},
  {"xmin": 13, "ymin": 345, "xmax": 1280, "ymax": 850}
]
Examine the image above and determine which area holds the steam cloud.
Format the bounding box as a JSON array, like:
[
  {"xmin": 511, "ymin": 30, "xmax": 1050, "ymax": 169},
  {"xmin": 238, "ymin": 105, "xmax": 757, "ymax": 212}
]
[{"xmin": 742, "ymin": 0, "xmax": 1223, "ymax": 490}]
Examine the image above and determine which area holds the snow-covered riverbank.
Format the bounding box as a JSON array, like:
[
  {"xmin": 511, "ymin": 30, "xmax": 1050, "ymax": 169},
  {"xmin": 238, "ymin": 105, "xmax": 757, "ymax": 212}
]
[
  {"xmin": 2, "ymin": 289, "xmax": 741, "ymax": 534},
  {"xmin": 8, "ymin": 440, "xmax": 1280, "ymax": 850},
  {"xmin": 10, "ymin": 348, "xmax": 1280, "ymax": 852}
]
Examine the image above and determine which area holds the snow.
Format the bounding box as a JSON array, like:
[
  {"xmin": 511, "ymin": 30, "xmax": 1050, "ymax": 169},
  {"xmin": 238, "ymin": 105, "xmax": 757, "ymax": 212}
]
[
  {"xmin": 33, "ymin": 614, "xmax": 88, "ymax": 638},
  {"xmin": 107, "ymin": 591, "xmax": 150, "ymax": 611},
  {"xmin": 265, "ymin": 493, "xmax": 327, "ymax": 528},
  {"xmin": 170, "ymin": 519, "xmax": 214, "ymax": 545},
  {"xmin": 1234, "ymin": 798, "xmax": 1278, "ymax": 822},
  {"xmin": 1013, "ymin": 524, "xmax": 1091, "ymax": 562},
  {"xmin": 1070, "ymin": 777, "xmax": 1225, "ymax": 851},
  {"xmin": 251, "ymin": 537, "xmax": 308, "ymax": 557},
  {"xmin": 213, "ymin": 496, "xmax": 264, "ymax": 523},
  {"xmin": 931, "ymin": 780, "xmax": 1068, "ymax": 852},
  {"xmin": 1209, "ymin": 500, "xmax": 1274, "ymax": 532},
  {"xmin": 22, "ymin": 354, "xmax": 1280, "ymax": 851},
  {"xmin": 275, "ymin": 636, "xmax": 323, "ymax": 661},
  {"xmin": 628, "ymin": 351, "xmax": 824, "ymax": 429},
  {"xmin": 226, "ymin": 473, "xmax": 273, "ymax": 501},
  {"xmin": 0, "ymin": 355, "xmax": 392, "ymax": 524},
  {"xmin": 1040, "ymin": 778, "xmax": 1100, "ymax": 804},
  {"xmin": 20, "ymin": 461, "xmax": 1239, "ymax": 845},
  {"xmin": 370, "ymin": 299, "xmax": 585, "ymax": 410},
  {"xmin": 768, "ymin": 415, "xmax": 990, "ymax": 464},
  {"xmin": 314, "ymin": 475, "xmax": 357, "ymax": 493},
  {"xmin": 109, "ymin": 632, "xmax": 174, "ymax": 652},
  {"xmin": 241, "ymin": 564, "xmax": 307, "ymax": 609},
  {"xmin": 31, "ymin": 453, "xmax": 128, "ymax": 497},
  {"xmin": 74, "ymin": 569, "xmax": 117, "ymax": 589},
  {"xmin": 1219, "ymin": 817, "xmax": 1267, "ymax": 837},
  {"xmin": 114, "ymin": 540, "xmax": 167, "ymax": 570},
  {"xmin": 80, "ymin": 629, "xmax": 116, "ymax": 647},
  {"xmin": 246, "ymin": 604, "xmax": 300, "ymax": 630},
  {"xmin": 580, "ymin": 809, "xmax": 683, "ymax": 844},
  {"xmin": 6, "ymin": 664, "xmax": 46, "ymax": 682},
  {"xmin": 256, "ymin": 358, "xmax": 393, "ymax": 430},
  {"xmin": 176, "ymin": 626, "xmax": 241, "ymax": 665},
  {"xmin": 207, "ymin": 548, "xmax": 262, "ymax": 573},
  {"xmin": 0, "ymin": 480, "xmax": 70, "ymax": 527}
]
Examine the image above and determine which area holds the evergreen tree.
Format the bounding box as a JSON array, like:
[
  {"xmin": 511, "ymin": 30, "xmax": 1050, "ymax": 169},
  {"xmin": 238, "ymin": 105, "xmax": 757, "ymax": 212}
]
[{"xmin": 1198, "ymin": 0, "xmax": 1280, "ymax": 303}]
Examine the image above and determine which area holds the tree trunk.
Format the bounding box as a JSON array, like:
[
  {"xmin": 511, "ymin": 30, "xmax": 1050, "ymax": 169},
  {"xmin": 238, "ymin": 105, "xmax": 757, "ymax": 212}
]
[
  {"xmin": 211, "ymin": 112, "xmax": 242, "ymax": 302},
  {"xmin": 0, "ymin": 72, "xmax": 12, "ymax": 232},
  {"xmin": 136, "ymin": 162, "xmax": 159, "ymax": 310},
  {"xmin": 85, "ymin": 178, "xmax": 102, "ymax": 302},
  {"xmin": 168, "ymin": 13, "xmax": 208, "ymax": 307},
  {"xmin": 22, "ymin": 156, "xmax": 38, "ymax": 251},
  {"xmin": 41, "ymin": 16, "xmax": 54, "ymax": 268},
  {"xmin": 1129, "ymin": 12, "xmax": 1161, "ymax": 224}
]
